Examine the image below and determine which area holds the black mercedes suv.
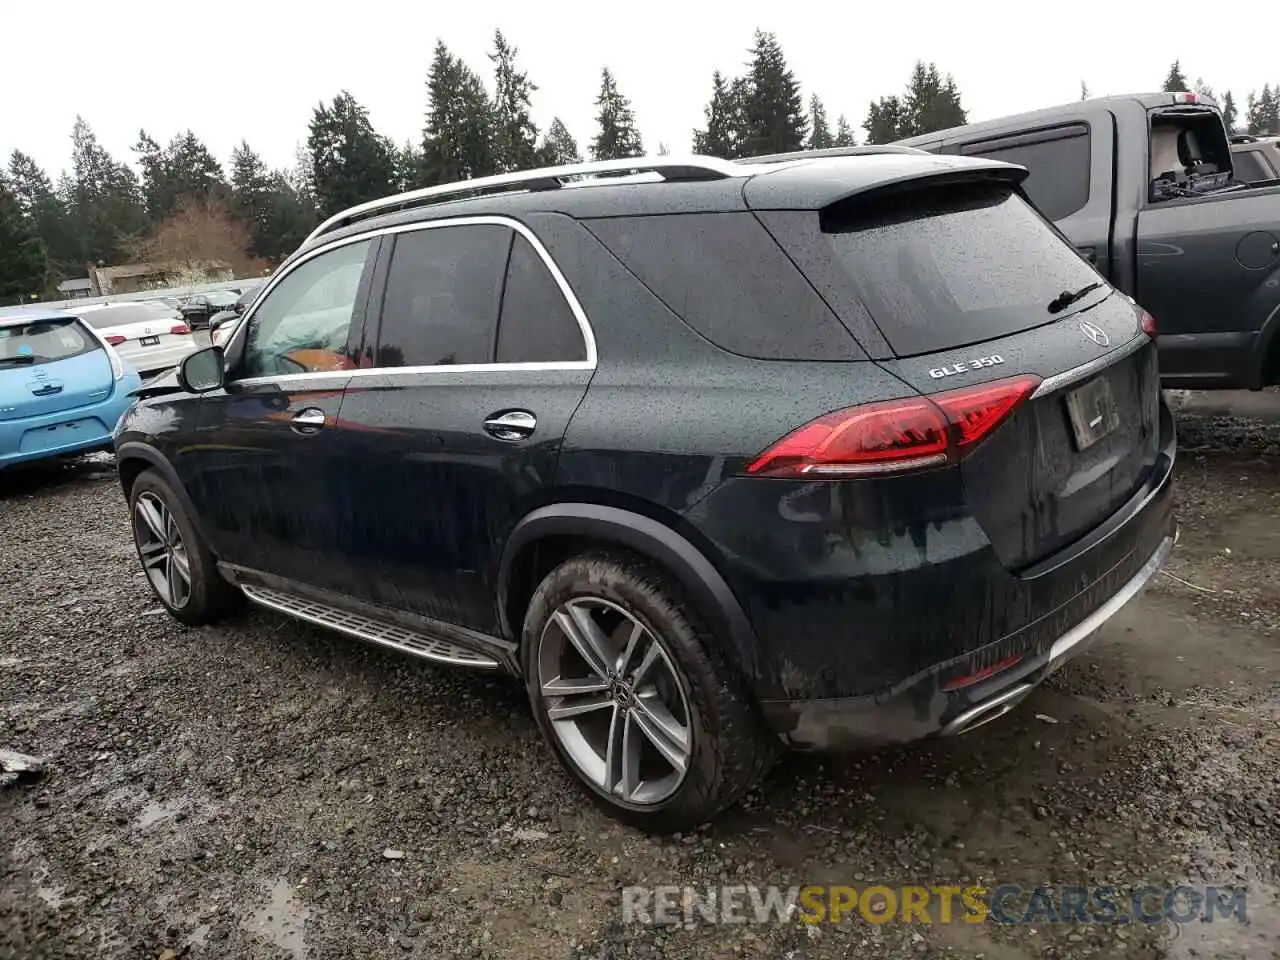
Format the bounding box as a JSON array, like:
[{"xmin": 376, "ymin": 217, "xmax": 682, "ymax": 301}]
[{"xmin": 113, "ymin": 148, "xmax": 1177, "ymax": 831}]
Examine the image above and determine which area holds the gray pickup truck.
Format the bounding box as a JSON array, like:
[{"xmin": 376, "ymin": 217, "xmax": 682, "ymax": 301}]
[{"xmin": 900, "ymin": 92, "xmax": 1280, "ymax": 390}]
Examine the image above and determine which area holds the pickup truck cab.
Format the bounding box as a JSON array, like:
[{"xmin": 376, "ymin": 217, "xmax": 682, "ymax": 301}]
[{"xmin": 901, "ymin": 92, "xmax": 1280, "ymax": 390}]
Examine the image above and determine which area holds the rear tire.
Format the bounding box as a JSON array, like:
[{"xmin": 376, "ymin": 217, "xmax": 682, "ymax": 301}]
[
  {"xmin": 128, "ymin": 469, "xmax": 240, "ymax": 626},
  {"xmin": 521, "ymin": 550, "xmax": 777, "ymax": 832}
]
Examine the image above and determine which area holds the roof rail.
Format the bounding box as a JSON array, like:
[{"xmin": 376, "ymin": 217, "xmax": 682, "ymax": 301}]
[
  {"xmin": 736, "ymin": 144, "xmax": 930, "ymax": 165},
  {"xmin": 305, "ymin": 155, "xmax": 744, "ymax": 243}
]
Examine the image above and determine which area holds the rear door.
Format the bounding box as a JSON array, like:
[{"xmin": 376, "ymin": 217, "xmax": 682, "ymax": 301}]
[
  {"xmin": 332, "ymin": 218, "xmax": 594, "ymax": 634},
  {"xmin": 760, "ymin": 182, "xmax": 1159, "ymax": 570},
  {"xmin": 181, "ymin": 236, "xmax": 378, "ymax": 591}
]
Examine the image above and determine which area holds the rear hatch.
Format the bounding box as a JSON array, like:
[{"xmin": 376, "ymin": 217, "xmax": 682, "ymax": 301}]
[
  {"xmin": 754, "ymin": 175, "xmax": 1160, "ymax": 569},
  {"xmin": 0, "ymin": 317, "xmax": 115, "ymax": 421}
]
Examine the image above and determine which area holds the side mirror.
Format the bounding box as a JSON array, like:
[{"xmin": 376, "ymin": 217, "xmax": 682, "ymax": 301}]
[
  {"xmin": 178, "ymin": 346, "xmax": 226, "ymax": 393},
  {"xmin": 208, "ymin": 311, "xmax": 234, "ymax": 332}
]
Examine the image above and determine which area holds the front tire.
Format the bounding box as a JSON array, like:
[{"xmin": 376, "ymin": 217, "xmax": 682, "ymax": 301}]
[
  {"xmin": 129, "ymin": 469, "xmax": 240, "ymax": 626},
  {"xmin": 521, "ymin": 550, "xmax": 777, "ymax": 832}
]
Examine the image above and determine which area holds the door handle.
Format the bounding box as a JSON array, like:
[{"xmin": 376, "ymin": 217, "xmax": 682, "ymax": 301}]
[
  {"xmin": 483, "ymin": 410, "xmax": 536, "ymax": 441},
  {"xmin": 291, "ymin": 407, "xmax": 327, "ymax": 434}
]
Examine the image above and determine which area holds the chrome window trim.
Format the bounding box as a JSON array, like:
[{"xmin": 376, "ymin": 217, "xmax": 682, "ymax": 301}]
[
  {"xmin": 1029, "ymin": 332, "xmax": 1147, "ymax": 399},
  {"xmin": 228, "ymin": 215, "xmax": 597, "ymax": 388}
]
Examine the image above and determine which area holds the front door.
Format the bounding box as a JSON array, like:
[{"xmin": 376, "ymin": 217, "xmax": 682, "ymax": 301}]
[
  {"xmin": 182, "ymin": 236, "xmax": 379, "ymax": 593},
  {"xmin": 332, "ymin": 219, "xmax": 594, "ymax": 635}
]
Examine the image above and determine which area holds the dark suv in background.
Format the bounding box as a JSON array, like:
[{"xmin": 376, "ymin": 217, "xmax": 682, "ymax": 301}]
[{"xmin": 113, "ymin": 150, "xmax": 1176, "ymax": 830}]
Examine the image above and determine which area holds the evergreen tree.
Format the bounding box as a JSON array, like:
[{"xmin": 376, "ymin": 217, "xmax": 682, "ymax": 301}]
[
  {"xmin": 258, "ymin": 169, "xmax": 317, "ymax": 259},
  {"xmin": 739, "ymin": 30, "xmax": 807, "ymax": 157},
  {"xmin": 1162, "ymin": 61, "xmax": 1189, "ymax": 93},
  {"xmin": 590, "ymin": 68, "xmax": 644, "ymax": 160},
  {"xmin": 422, "ymin": 41, "xmax": 497, "ymax": 184},
  {"xmin": 134, "ymin": 130, "xmax": 228, "ymax": 222},
  {"xmin": 68, "ymin": 116, "xmax": 148, "ymax": 266},
  {"xmin": 1246, "ymin": 86, "xmax": 1279, "ymax": 135},
  {"xmin": 307, "ymin": 91, "xmax": 397, "ymax": 218},
  {"xmin": 537, "ymin": 118, "xmax": 581, "ymax": 166},
  {"xmin": 1222, "ymin": 91, "xmax": 1239, "ymax": 133},
  {"xmin": 393, "ymin": 140, "xmax": 422, "ymax": 191},
  {"xmin": 863, "ymin": 61, "xmax": 966, "ymax": 142},
  {"xmin": 807, "ymin": 95, "xmax": 833, "ymax": 150},
  {"xmin": 489, "ymin": 30, "xmax": 539, "ymax": 172},
  {"xmin": 833, "ymin": 115, "xmax": 856, "ymax": 147},
  {"xmin": 0, "ymin": 179, "xmax": 48, "ymax": 304},
  {"xmin": 692, "ymin": 71, "xmax": 745, "ymax": 158},
  {"xmin": 229, "ymin": 141, "xmax": 275, "ymax": 258},
  {"xmin": 7, "ymin": 150, "xmax": 76, "ymax": 281},
  {"xmin": 1081, "ymin": 80, "xmax": 1090, "ymax": 101}
]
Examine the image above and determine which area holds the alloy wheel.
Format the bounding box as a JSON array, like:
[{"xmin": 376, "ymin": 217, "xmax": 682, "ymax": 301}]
[
  {"xmin": 537, "ymin": 597, "xmax": 693, "ymax": 806},
  {"xmin": 133, "ymin": 491, "xmax": 191, "ymax": 609}
]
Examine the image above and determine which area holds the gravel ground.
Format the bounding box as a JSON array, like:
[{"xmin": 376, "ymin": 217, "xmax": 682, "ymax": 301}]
[{"xmin": 2, "ymin": 391, "xmax": 1278, "ymax": 960}]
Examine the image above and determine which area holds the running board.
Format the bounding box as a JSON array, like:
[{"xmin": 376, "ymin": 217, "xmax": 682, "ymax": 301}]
[{"xmin": 240, "ymin": 583, "xmax": 501, "ymax": 670}]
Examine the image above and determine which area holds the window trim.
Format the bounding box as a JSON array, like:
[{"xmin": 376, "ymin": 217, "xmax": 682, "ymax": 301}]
[{"xmin": 228, "ymin": 216, "xmax": 597, "ymax": 387}]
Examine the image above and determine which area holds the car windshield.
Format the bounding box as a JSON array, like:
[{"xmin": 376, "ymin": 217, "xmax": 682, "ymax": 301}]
[
  {"xmin": 82, "ymin": 302, "xmax": 178, "ymax": 329},
  {"xmin": 0, "ymin": 318, "xmax": 100, "ymax": 365}
]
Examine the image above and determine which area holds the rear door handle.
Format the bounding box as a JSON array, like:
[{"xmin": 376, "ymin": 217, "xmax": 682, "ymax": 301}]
[
  {"xmin": 291, "ymin": 408, "xmax": 327, "ymax": 434},
  {"xmin": 483, "ymin": 410, "xmax": 536, "ymax": 441}
]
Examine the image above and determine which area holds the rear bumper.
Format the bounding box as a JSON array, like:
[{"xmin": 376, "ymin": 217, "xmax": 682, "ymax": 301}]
[
  {"xmin": 0, "ymin": 378, "xmax": 140, "ymax": 468},
  {"xmin": 116, "ymin": 340, "xmax": 195, "ymax": 375}
]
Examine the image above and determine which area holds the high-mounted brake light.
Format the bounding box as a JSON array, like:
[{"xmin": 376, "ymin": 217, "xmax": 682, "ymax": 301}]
[
  {"xmin": 1139, "ymin": 308, "xmax": 1157, "ymax": 337},
  {"xmin": 746, "ymin": 374, "xmax": 1042, "ymax": 479},
  {"xmin": 1173, "ymin": 91, "xmax": 1199, "ymax": 104},
  {"xmin": 104, "ymin": 334, "xmax": 126, "ymax": 346}
]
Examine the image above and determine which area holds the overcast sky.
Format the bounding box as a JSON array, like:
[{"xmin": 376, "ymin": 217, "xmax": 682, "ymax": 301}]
[{"xmin": 2, "ymin": 0, "xmax": 1270, "ymax": 179}]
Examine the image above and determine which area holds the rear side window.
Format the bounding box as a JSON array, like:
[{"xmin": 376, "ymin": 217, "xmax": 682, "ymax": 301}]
[
  {"xmin": 1232, "ymin": 149, "xmax": 1272, "ymax": 182},
  {"xmin": 961, "ymin": 125, "xmax": 1091, "ymax": 221},
  {"xmin": 585, "ymin": 212, "xmax": 860, "ymax": 361},
  {"xmin": 376, "ymin": 225, "xmax": 510, "ymax": 367},
  {"xmin": 767, "ymin": 185, "xmax": 1106, "ymax": 357},
  {"xmin": 0, "ymin": 318, "xmax": 100, "ymax": 365},
  {"xmin": 497, "ymin": 235, "xmax": 586, "ymax": 364}
]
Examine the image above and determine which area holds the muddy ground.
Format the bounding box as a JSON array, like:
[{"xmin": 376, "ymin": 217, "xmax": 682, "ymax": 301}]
[{"xmin": 1, "ymin": 391, "xmax": 1277, "ymax": 960}]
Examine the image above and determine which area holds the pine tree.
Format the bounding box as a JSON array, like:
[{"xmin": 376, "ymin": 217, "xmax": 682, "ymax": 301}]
[
  {"xmin": 229, "ymin": 141, "xmax": 275, "ymax": 258},
  {"xmin": 590, "ymin": 68, "xmax": 644, "ymax": 160},
  {"xmin": 537, "ymin": 118, "xmax": 581, "ymax": 166},
  {"xmin": 134, "ymin": 130, "xmax": 228, "ymax": 222},
  {"xmin": 692, "ymin": 71, "xmax": 745, "ymax": 159},
  {"xmin": 68, "ymin": 116, "xmax": 148, "ymax": 266},
  {"xmin": 833, "ymin": 115, "xmax": 856, "ymax": 147},
  {"xmin": 1081, "ymin": 80, "xmax": 1090, "ymax": 101},
  {"xmin": 864, "ymin": 96, "xmax": 907, "ymax": 144},
  {"xmin": 1222, "ymin": 91, "xmax": 1239, "ymax": 133},
  {"xmin": 489, "ymin": 30, "xmax": 539, "ymax": 173},
  {"xmin": 1162, "ymin": 61, "xmax": 1189, "ymax": 93},
  {"xmin": 739, "ymin": 30, "xmax": 807, "ymax": 157},
  {"xmin": 1245, "ymin": 86, "xmax": 1279, "ymax": 135},
  {"xmin": 393, "ymin": 140, "xmax": 422, "ymax": 191},
  {"xmin": 0, "ymin": 179, "xmax": 48, "ymax": 304},
  {"xmin": 307, "ymin": 91, "xmax": 397, "ymax": 218},
  {"xmin": 422, "ymin": 41, "xmax": 497, "ymax": 184},
  {"xmin": 863, "ymin": 62, "xmax": 966, "ymax": 142},
  {"xmin": 807, "ymin": 95, "xmax": 833, "ymax": 150},
  {"xmin": 7, "ymin": 150, "xmax": 76, "ymax": 280}
]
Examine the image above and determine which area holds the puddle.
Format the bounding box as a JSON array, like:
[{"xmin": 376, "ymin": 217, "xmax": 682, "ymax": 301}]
[
  {"xmin": 136, "ymin": 799, "xmax": 187, "ymax": 830},
  {"xmin": 241, "ymin": 877, "xmax": 310, "ymax": 958}
]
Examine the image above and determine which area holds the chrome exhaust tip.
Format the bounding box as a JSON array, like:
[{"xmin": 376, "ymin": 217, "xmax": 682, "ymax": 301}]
[{"xmin": 940, "ymin": 682, "xmax": 1035, "ymax": 737}]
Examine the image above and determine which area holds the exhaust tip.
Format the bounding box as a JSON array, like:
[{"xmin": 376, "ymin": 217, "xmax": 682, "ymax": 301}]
[{"xmin": 941, "ymin": 682, "xmax": 1035, "ymax": 737}]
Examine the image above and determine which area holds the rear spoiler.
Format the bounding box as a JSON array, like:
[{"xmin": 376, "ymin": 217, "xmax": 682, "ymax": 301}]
[{"xmin": 741, "ymin": 154, "xmax": 1028, "ymax": 211}]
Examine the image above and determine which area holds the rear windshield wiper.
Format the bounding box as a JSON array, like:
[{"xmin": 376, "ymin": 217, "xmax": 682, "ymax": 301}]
[
  {"xmin": 1047, "ymin": 282, "xmax": 1104, "ymax": 314},
  {"xmin": 0, "ymin": 354, "xmax": 36, "ymax": 366}
]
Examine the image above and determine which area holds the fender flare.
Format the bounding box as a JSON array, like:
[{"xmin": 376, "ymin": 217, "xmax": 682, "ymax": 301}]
[
  {"xmin": 114, "ymin": 441, "xmax": 212, "ymax": 546},
  {"xmin": 498, "ymin": 503, "xmax": 770, "ymax": 687}
]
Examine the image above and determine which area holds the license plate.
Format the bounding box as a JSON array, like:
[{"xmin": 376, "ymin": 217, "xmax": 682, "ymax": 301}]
[
  {"xmin": 139, "ymin": 335, "xmax": 160, "ymax": 347},
  {"xmin": 1064, "ymin": 376, "xmax": 1119, "ymax": 450}
]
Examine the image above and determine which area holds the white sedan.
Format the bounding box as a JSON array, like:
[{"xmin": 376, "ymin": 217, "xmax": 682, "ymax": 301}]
[{"xmin": 77, "ymin": 302, "xmax": 199, "ymax": 377}]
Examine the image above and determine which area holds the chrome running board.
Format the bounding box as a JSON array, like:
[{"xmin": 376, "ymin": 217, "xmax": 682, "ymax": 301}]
[{"xmin": 241, "ymin": 583, "xmax": 501, "ymax": 670}]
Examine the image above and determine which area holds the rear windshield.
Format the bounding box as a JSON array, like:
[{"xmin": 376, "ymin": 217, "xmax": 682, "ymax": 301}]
[
  {"xmin": 82, "ymin": 302, "xmax": 178, "ymax": 329},
  {"xmin": 763, "ymin": 185, "xmax": 1106, "ymax": 356},
  {"xmin": 0, "ymin": 318, "xmax": 100, "ymax": 365}
]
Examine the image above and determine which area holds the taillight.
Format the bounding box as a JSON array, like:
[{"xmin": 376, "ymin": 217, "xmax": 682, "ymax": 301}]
[
  {"xmin": 105, "ymin": 335, "xmax": 126, "ymax": 346},
  {"xmin": 746, "ymin": 374, "xmax": 1041, "ymax": 479},
  {"xmin": 1139, "ymin": 308, "xmax": 1157, "ymax": 337},
  {"xmin": 170, "ymin": 323, "xmax": 190, "ymax": 335}
]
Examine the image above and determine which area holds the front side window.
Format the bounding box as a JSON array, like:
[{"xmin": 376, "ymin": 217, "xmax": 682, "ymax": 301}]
[{"xmin": 241, "ymin": 239, "xmax": 372, "ymax": 378}]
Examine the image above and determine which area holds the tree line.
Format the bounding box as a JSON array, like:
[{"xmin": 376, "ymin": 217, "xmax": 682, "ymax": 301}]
[{"xmin": 3, "ymin": 37, "xmax": 1278, "ymax": 305}]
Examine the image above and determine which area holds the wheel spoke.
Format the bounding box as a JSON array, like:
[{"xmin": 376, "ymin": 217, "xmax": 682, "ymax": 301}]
[
  {"xmin": 619, "ymin": 709, "xmax": 642, "ymax": 800},
  {"xmin": 546, "ymin": 693, "xmax": 614, "ymax": 721},
  {"xmin": 170, "ymin": 549, "xmax": 191, "ymax": 586},
  {"xmin": 136, "ymin": 497, "xmax": 166, "ymax": 542},
  {"xmin": 604, "ymin": 703, "xmax": 626, "ymax": 795},
  {"xmin": 631, "ymin": 641, "xmax": 663, "ymax": 685},
  {"xmin": 542, "ymin": 675, "xmax": 610, "ymax": 697},
  {"xmin": 164, "ymin": 553, "xmax": 180, "ymax": 605},
  {"xmin": 633, "ymin": 693, "xmax": 690, "ymax": 773},
  {"xmin": 615, "ymin": 620, "xmax": 644, "ymax": 676},
  {"xmin": 139, "ymin": 540, "xmax": 168, "ymax": 566},
  {"xmin": 557, "ymin": 604, "xmax": 613, "ymax": 679}
]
